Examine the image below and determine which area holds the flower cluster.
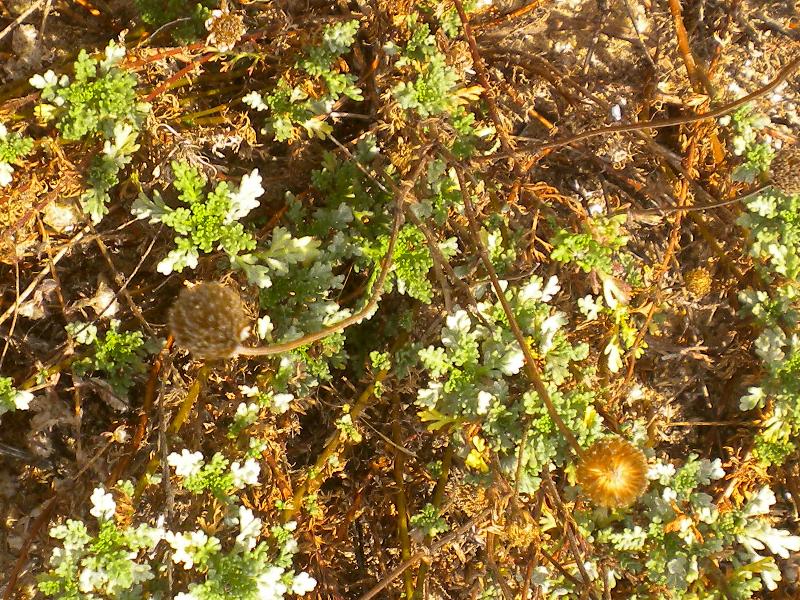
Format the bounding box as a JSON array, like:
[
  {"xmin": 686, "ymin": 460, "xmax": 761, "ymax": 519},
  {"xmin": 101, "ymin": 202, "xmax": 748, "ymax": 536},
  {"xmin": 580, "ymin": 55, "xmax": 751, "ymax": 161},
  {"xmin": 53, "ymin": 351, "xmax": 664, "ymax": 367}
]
[
  {"xmin": 40, "ymin": 452, "xmax": 316, "ymax": 599},
  {"xmin": 132, "ymin": 160, "xmax": 265, "ymax": 277},
  {"xmin": 416, "ymin": 275, "xmax": 603, "ymax": 494}
]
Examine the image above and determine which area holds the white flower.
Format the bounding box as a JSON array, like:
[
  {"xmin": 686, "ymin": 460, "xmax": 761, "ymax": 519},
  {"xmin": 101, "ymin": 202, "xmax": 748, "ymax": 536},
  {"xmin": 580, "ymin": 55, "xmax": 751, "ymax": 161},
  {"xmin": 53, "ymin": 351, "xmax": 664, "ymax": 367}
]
[
  {"xmin": 13, "ymin": 388, "xmax": 33, "ymax": 410},
  {"xmin": 698, "ymin": 458, "xmax": 725, "ymax": 483},
  {"xmin": 0, "ymin": 123, "xmax": 6, "ymax": 138},
  {"xmin": 540, "ymin": 313, "xmax": 568, "ymax": 352},
  {"xmin": 755, "ymin": 555, "xmax": 782, "ymax": 591},
  {"xmin": 292, "ymin": 572, "xmax": 317, "ymax": 595},
  {"xmin": 256, "ymin": 315, "xmax": 273, "ymax": 339},
  {"xmin": 738, "ymin": 520, "xmax": 800, "ymax": 558},
  {"xmin": 89, "ymin": 487, "xmax": 116, "ymax": 520},
  {"xmin": 740, "ymin": 386, "xmax": 766, "ymax": 411},
  {"xmin": 0, "ymin": 162, "xmax": 14, "ymax": 187},
  {"xmin": 743, "ymin": 487, "xmax": 777, "ymax": 517},
  {"xmin": 647, "ymin": 461, "xmax": 676, "ymax": 483},
  {"xmin": 271, "ymin": 393, "xmax": 293, "ymax": 414},
  {"xmin": 578, "ymin": 294, "xmax": 602, "ymax": 321},
  {"xmin": 100, "ymin": 42, "xmax": 126, "ymax": 71},
  {"xmin": 242, "ymin": 91, "xmax": 268, "ymax": 111},
  {"xmin": 166, "ymin": 530, "xmax": 219, "ymax": 569},
  {"xmin": 204, "ymin": 9, "xmax": 223, "ymax": 31},
  {"xmin": 234, "ymin": 402, "xmax": 260, "ymax": 429},
  {"xmin": 167, "ymin": 449, "xmax": 204, "ymax": 478},
  {"xmin": 29, "ymin": 69, "xmax": 58, "ymax": 89},
  {"xmin": 662, "ymin": 487, "xmax": 678, "ymax": 503},
  {"xmin": 231, "ymin": 458, "xmax": 260, "ymax": 488},
  {"xmin": 236, "ymin": 506, "xmax": 262, "ymax": 550},
  {"xmin": 157, "ymin": 246, "xmax": 199, "ymax": 275},
  {"xmin": 239, "ymin": 385, "xmax": 260, "ymax": 398},
  {"xmin": 580, "ymin": 560, "xmax": 598, "ymax": 582},
  {"xmin": 236, "ymin": 401, "xmax": 259, "ymax": 417},
  {"xmin": 226, "ymin": 169, "xmax": 264, "ymax": 223},
  {"xmin": 476, "ymin": 390, "xmax": 494, "ymax": 415},
  {"xmin": 499, "ymin": 347, "xmax": 524, "ymax": 375},
  {"xmin": 604, "ymin": 340, "xmax": 623, "ymax": 373},
  {"xmin": 256, "ymin": 566, "xmax": 287, "ymax": 599},
  {"xmin": 79, "ymin": 566, "xmax": 106, "ymax": 592}
]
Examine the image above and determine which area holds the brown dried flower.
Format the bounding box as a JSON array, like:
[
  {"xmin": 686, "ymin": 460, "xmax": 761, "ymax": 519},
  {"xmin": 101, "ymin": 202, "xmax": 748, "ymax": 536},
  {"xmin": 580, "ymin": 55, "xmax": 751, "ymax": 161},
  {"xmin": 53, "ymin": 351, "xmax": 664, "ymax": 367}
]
[
  {"xmin": 576, "ymin": 437, "xmax": 648, "ymax": 508},
  {"xmin": 684, "ymin": 267, "xmax": 713, "ymax": 298},
  {"xmin": 205, "ymin": 9, "xmax": 246, "ymax": 52},
  {"xmin": 168, "ymin": 282, "xmax": 249, "ymax": 359},
  {"xmin": 770, "ymin": 145, "xmax": 800, "ymax": 195}
]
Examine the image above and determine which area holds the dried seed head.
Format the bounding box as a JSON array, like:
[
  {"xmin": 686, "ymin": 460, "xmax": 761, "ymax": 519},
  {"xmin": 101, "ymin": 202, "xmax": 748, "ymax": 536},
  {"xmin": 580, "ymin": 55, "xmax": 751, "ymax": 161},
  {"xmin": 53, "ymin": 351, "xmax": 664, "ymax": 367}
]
[
  {"xmin": 168, "ymin": 282, "xmax": 249, "ymax": 359},
  {"xmin": 576, "ymin": 437, "xmax": 648, "ymax": 508},
  {"xmin": 684, "ymin": 267, "xmax": 713, "ymax": 298},
  {"xmin": 205, "ymin": 9, "xmax": 246, "ymax": 52},
  {"xmin": 770, "ymin": 145, "xmax": 800, "ymax": 195}
]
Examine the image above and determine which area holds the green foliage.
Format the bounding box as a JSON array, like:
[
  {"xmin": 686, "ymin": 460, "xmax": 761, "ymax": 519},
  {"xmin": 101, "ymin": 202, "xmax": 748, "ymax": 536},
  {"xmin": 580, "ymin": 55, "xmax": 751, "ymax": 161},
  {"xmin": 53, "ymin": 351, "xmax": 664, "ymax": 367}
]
[
  {"xmin": 739, "ymin": 188, "xmax": 800, "ymax": 280},
  {"xmin": 410, "ymin": 503, "xmax": 449, "ymax": 538},
  {"xmin": 364, "ymin": 223, "xmax": 456, "ymax": 304},
  {"xmin": 31, "ymin": 43, "xmax": 142, "ymax": 142},
  {"xmin": 725, "ymin": 105, "xmax": 773, "ymax": 182},
  {"xmin": 419, "ymin": 0, "xmax": 481, "ymax": 38},
  {"xmin": 39, "ymin": 488, "xmax": 162, "ymax": 599},
  {"xmin": 0, "ymin": 376, "xmax": 33, "ymax": 416},
  {"xmin": 252, "ymin": 148, "xmax": 393, "ymax": 397},
  {"xmin": 370, "ymin": 350, "xmax": 391, "ymax": 371},
  {"xmin": 550, "ymin": 214, "xmax": 629, "ymax": 275},
  {"xmin": 392, "ymin": 15, "xmax": 461, "ymax": 118},
  {"xmin": 416, "ymin": 275, "xmax": 601, "ymax": 494},
  {"xmin": 0, "ymin": 123, "xmax": 34, "ymax": 187},
  {"xmin": 0, "ymin": 126, "xmax": 33, "ymax": 163},
  {"xmin": 134, "ymin": 0, "xmax": 212, "ymax": 44},
  {"xmin": 552, "ymin": 214, "xmax": 644, "ymax": 372},
  {"xmin": 133, "ymin": 160, "xmax": 299, "ymax": 285},
  {"xmin": 30, "ymin": 42, "xmax": 148, "ymax": 222},
  {"xmin": 68, "ymin": 320, "xmax": 149, "ymax": 396},
  {"xmin": 243, "ymin": 20, "xmax": 363, "ymax": 142},
  {"xmin": 335, "ymin": 413, "xmax": 362, "ymax": 443},
  {"xmin": 81, "ymin": 123, "xmax": 141, "ymax": 223},
  {"xmin": 729, "ymin": 111, "xmax": 800, "ymax": 466}
]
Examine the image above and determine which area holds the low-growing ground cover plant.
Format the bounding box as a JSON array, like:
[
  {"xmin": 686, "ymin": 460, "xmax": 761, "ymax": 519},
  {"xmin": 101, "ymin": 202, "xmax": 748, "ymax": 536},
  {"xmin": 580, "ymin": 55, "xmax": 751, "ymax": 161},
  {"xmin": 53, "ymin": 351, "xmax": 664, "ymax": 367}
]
[{"xmin": 2, "ymin": 2, "xmax": 800, "ymax": 599}]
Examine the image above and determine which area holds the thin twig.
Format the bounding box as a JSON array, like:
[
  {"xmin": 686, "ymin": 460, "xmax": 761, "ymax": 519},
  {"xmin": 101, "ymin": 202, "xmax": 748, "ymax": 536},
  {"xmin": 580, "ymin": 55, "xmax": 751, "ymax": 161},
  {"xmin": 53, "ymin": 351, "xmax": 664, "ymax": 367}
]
[
  {"xmin": 412, "ymin": 442, "xmax": 454, "ymax": 598},
  {"xmin": 504, "ymin": 53, "xmax": 800, "ymax": 154},
  {"xmin": 0, "ymin": 226, "xmax": 90, "ymax": 328},
  {"xmin": 668, "ymin": 0, "xmax": 715, "ymax": 96},
  {"xmin": 391, "ymin": 395, "xmax": 415, "ymax": 599},
  {"xmin": 133, "ymin": 364, "xmax": 210, "ymax": 501},
  {"xmin": 0, "ymin": 0, "xmax": 44, "ymax": 43},
  {"xmin": 451, "ymin": 161, "xmax": 584, "ymax": 458},
  {"xmin": 359, "ymin": 509, "xmax": 491, "ymax": 600}
]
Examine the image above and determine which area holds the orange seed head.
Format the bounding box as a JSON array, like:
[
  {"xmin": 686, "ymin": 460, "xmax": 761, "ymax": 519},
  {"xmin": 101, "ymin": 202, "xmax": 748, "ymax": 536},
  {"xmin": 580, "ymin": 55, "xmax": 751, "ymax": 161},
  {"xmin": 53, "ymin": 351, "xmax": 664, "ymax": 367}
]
[{"xmin": 576, "ymin": 437, "xmax": 648, "ymax": 508}]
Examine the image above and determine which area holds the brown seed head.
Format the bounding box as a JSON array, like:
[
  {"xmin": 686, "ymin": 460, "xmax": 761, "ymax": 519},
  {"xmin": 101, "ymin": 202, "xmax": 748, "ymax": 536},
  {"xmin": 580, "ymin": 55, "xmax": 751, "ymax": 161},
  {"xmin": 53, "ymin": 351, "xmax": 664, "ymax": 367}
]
[
  {"xmin": 770, "ymin": 145, "xmax": 800, "ymax": 195},
  {"xmin": 684, "ymin": 267, "xmax": 713, "ymax": 298},
  {"xmin": 576, "ymin": 437, "xmax": 648, "ymax": 508},
  {"xmin": 168, "ymin": 282, "xmax": 248, "ymax": 359}
]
